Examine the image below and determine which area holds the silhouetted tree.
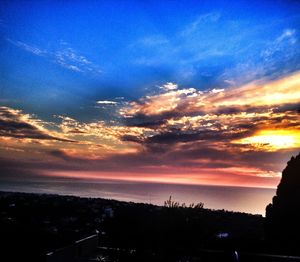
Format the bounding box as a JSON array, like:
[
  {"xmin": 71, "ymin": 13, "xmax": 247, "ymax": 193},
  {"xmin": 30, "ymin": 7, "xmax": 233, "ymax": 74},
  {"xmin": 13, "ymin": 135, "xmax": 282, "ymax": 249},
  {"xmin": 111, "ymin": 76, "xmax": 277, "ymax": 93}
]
[{"xmin": 265, "ymin": 152, "xmax": 300, "ymax": 253}]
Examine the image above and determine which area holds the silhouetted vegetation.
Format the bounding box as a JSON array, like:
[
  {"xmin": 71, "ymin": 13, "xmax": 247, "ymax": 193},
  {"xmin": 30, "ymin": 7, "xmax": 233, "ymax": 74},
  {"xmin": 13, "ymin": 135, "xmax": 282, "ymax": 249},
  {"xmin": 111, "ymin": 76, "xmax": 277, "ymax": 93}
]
[
  {"xmin": 164, "ymin": 195, "xmax": 204, "ymax": 209},
  {"xmin": 265, "ymin": 152, "xmax": 300, "ymax": 255}
]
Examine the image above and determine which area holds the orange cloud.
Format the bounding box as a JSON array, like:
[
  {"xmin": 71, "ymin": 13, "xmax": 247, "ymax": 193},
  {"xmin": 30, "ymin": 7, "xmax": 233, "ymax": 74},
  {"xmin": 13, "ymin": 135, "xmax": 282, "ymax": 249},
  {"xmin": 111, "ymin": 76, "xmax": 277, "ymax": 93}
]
[{"xmin": 1, "ymin": 72, "xmax": 299, "ymax": 188}]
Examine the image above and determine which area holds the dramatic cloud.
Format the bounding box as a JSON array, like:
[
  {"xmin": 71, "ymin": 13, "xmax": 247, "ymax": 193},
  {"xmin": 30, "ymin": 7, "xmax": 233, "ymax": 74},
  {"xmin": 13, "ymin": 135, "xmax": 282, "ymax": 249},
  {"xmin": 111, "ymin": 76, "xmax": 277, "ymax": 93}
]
[
  {"xmin": 119, "ymin": 71, "xmax": 300, "ymax": 152},
  {"xmin": 0, "ymin": 107, "xmax": 73, "ymax": 142},
  {"xmin": 1, "ymin": 72, "xmax": 299, "ymax": 187}
]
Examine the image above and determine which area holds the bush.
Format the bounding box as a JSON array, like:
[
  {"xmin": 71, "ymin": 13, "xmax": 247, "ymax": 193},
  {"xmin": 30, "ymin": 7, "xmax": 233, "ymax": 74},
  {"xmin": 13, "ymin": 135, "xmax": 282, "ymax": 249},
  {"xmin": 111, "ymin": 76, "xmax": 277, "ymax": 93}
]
[{"xmin": 164, "ymin": 196, "xmax": 204, "ymax": 209}]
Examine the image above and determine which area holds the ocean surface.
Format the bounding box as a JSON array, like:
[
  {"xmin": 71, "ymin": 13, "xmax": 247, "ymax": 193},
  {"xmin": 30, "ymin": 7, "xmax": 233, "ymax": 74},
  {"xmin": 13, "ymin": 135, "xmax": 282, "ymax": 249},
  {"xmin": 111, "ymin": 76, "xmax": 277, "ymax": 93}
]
[{"xmin": 0, "ymin": 179, "xmax": 276, "ymax": 215}]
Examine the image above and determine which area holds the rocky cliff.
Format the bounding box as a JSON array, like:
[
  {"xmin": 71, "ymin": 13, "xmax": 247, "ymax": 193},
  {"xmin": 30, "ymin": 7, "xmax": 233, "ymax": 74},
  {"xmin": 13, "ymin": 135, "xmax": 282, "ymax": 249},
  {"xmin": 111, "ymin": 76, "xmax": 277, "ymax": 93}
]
[{"xmin": 265, "ymin": 152, "xmax": 300, "ymax": 249}]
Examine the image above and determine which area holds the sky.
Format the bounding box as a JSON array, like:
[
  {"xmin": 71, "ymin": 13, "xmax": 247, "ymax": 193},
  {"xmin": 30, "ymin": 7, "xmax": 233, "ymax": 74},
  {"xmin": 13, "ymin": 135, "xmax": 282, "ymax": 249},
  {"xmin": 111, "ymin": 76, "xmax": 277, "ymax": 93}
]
[{"xmin": 0, "ymin": 0, "xmax": 300, "ymax": 189}]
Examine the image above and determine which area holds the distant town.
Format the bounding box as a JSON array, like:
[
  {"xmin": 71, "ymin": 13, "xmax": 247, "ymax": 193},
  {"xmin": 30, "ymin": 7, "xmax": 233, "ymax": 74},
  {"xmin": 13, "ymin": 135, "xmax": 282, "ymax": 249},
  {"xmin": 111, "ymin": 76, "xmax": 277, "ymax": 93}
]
[{"xmin": 0, "ymin": 190, "xmax": 282, "ymax": 261}]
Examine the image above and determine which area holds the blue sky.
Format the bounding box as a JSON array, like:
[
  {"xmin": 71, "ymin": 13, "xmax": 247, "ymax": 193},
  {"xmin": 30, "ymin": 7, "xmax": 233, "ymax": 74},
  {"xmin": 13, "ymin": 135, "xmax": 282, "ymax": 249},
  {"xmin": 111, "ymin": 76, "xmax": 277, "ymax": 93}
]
[
  {"xmin": 1, "ymin": 0, "xmax": 300, "ymax": 121},
  {"xmin": 0, "ymin": 1, "xmax": 300, "ymax": 189}
]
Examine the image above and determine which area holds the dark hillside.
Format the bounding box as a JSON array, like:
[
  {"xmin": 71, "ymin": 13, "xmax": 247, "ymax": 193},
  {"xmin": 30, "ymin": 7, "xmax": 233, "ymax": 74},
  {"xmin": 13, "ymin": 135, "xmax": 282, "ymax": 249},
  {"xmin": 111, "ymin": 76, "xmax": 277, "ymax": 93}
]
[{"xmin": 0, "ymin": 191, "xmax": 263, "ymax": 261}]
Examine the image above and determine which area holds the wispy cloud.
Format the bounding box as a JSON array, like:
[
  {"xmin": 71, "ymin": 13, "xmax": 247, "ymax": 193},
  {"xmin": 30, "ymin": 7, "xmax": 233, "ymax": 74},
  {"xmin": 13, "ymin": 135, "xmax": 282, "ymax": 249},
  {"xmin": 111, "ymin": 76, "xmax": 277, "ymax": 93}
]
[
  {"xmin": 220, "ymin": 28, "xmax": 299, "ymax": 85},
  {"xmin": 53, "ymin": 44, "xmax": 102, "ymax": 74},
  {"xmin": 96, "ymin": 100, "xmax": 118, "ymax": 105},
  {"xmin": 261, "ymin": 29, "xmax": 297, "ymax": 61},
  {"xmin": 132, "ymin": 12, "xmax": 300, "ymax": 87},
  {"xmin": 6, "ymin": 38, "xmax": 103, "ymax": 75},
  {"xmin": 181, "ymin": 12, "xmax": 221, "ymax": 36},
  {"xmin": 131, "ymin": 11, "xmax": 224, "ymax": 66},
  {"xmin": 7, "ymin": 38, "xmax": 47, "ymax": 56}
]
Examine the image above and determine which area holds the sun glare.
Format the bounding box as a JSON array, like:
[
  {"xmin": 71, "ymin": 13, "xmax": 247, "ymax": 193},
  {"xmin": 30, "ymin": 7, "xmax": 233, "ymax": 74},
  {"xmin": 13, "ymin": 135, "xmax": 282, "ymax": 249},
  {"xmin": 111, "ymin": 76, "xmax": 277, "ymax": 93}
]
[{"xmin": 234, "ymin": 130, "xmax": 300, "ymax": 150}]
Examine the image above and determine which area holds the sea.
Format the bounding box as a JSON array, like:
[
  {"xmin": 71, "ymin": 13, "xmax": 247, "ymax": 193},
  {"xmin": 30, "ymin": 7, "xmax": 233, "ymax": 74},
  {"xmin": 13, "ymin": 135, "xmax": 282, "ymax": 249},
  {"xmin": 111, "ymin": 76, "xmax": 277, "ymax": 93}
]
[{"xmin": 0, "ymin": 178, "xmax": 276, "ymax": 216}]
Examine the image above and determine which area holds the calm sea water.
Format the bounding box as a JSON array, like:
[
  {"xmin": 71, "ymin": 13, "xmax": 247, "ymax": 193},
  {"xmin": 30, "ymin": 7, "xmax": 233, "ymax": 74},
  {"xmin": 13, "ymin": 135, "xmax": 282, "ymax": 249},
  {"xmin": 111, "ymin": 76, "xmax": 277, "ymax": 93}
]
[{"xmin": 0, "ymin": 179, "xmax": 276, "ymax": 215}]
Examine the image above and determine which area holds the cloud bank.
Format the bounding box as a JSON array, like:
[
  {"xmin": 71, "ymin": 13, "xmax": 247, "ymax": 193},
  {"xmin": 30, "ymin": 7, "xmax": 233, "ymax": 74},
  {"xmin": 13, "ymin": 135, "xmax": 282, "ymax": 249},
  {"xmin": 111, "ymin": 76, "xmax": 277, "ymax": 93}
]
[{"xmin": 1, "ymin": 72, "xmax": 300, "ymax": 187}]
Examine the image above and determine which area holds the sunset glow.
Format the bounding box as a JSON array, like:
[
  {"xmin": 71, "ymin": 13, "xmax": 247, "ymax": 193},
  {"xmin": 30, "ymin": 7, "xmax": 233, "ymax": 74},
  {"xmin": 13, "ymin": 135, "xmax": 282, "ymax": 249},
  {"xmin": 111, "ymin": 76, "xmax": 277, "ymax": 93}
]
[
  {"xmin": 235, "ymin": 130, "xmax": 300, "ymax": 151},
  {"xmin": 1, "ymin": 0, "xmax": 300, "ymax": 192}
]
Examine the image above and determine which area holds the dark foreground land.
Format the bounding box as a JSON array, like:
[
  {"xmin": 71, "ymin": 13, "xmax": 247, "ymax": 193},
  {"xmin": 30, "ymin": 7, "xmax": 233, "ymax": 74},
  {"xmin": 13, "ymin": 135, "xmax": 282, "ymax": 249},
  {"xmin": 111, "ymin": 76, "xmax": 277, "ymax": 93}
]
[{"xmin": 0, "ymin": 191, "xmax": 297, "ymax": 262}]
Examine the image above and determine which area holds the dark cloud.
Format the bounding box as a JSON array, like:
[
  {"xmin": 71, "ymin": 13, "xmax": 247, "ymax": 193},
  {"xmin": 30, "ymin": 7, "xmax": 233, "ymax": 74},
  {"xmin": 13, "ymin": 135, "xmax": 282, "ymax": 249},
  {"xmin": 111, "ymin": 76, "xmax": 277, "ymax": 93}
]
[
  {"xmin": 212, "ymin": 105, "xmax": 270, "ymax": 115},
  {"xmin": 124, "ymin": 113, "xmax": 174, "ymax": 128},
  {"xmin": 168, "ymin": 144, "xmax": 234, "ymax": 160},
  {"xmin": 123, "ymin": 106, "xmax": 208, "ymax": 128},
  {"xmin": 48, "ymin": 149, "xmax": 87, "ymax": 162},
  {"xmin": 147, "ymin": 132, "xmax": 203, "ymax": 144},
  {"xmin": 123, "ymin": 103, "xmax": 294, "ymax": 131},
  {"xmin": 143, "ymin": 129, "xmax": 253, "ymax": 146},
  {"xmin": 272, "ymin": 102, "xmax": 300, "ymax": 113},
  {"xmin": 48, "ymin": 150, "xmax": 74, "ymax": 161},
  {"xmin": 121, "ymin": 135, "xmax": 143, "ymax": 143},
  {"xmin": 0, "ymin": 107, "xmax": 75, "ymax": 142}
]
